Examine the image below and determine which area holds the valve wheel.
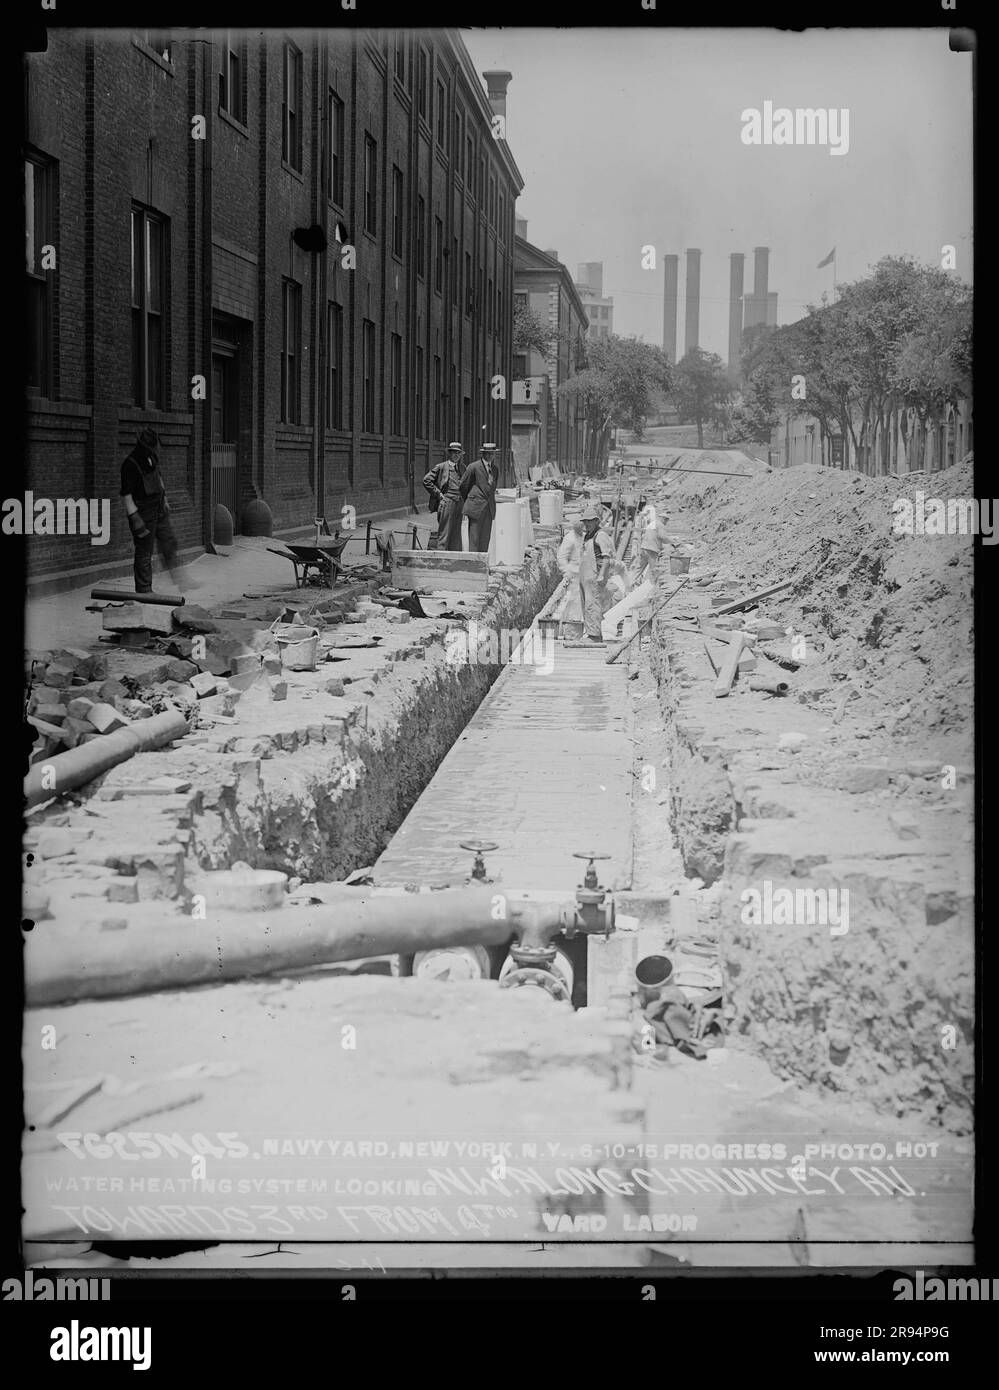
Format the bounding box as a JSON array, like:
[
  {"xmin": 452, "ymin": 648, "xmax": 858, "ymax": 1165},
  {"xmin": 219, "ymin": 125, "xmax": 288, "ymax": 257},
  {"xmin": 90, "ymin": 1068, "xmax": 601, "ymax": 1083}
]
[
  {"xmin": 460, "ymin": 840, "xmax": 500, "ymax": 854},
  {"xmin": 572, "ymin": 851, "xmax": 610, "ymax": 861}
]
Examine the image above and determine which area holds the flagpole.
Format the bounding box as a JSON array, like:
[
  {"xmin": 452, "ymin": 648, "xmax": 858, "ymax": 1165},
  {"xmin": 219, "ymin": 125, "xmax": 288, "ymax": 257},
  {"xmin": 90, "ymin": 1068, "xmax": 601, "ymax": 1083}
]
[{"xmin": 832, "ymin": 251, "xmax": 837, "ymax": 303}]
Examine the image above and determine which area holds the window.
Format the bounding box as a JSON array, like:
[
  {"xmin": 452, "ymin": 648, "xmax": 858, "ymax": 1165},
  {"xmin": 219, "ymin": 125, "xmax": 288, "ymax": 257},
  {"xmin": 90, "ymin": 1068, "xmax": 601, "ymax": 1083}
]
[
  {"xmin": 280, "ymin": 279, "xmax": 301, "ymax": 422},
  {"xmin": 433, "ymin": 355, "xmax": 442, "ymax": 439},
  {"xmin": 392, "ymin": 166, "xmax": 403, "ymax": 258},
  {"xmin": 131, "ymin": 206, "xmax": 167, "ymax": 409},
  {"xmin": 415, "ymin": 345, "xmax": 425, "ymax": 436},
  {"xmin": 498, "ymin": 286, "xmax": 503, "ymax": 334},
  {"xmin": 326, "ymin": 302, "xmax": 343, "ymax": 429},
  {"xmin": 453, "ymin": 112, "xmax": 462, "ymax": 175},
  {"xmin": 390, "ymin": 333, "xmax": 403, "ymax": 435},
  {"xmin": 362, "ymin": 320, "xmax": 376, "ymax": 432},
  {"xmin": 328, "ymin": 91, "xmax": 344, "ymax": 204},
  {"xmin": 141, "ymin": 31, "xmax": 173, "ymax": 62},
  {"xmin": 282, "ymin": 42, "xmax": 303, "ymax": 171},
  {"xmin": 436, "ymin": 81, "xmax": 446, "ymax": 146},
  {"xmin": 513, "ymin": 353, "xmax": 527, "ymax": 378},
  {"xmin": 466, "ymin": 134, "xmax": 474, "ymax": 185},
  {"xmin": 416, "ymin": 195, "xmax": 426, "ymax": 277},
  {"xmin": 478, "ymin": 155, "xmax": 485, "ymax": 204},
  {"xmin": 499, "ymin": 193, "xmax": 506, "ymax": 240},
  {"xmin": 26, "ymin": 156, "xmax": 53, "ymax": 397},
  {"xmin": 464, "ymin": 252, "xmax": 472, "ymax": 317},
  {"xmin": 450, "ymin": 365, "xmax": 458, "ymax": 438},
  {"xmin": 394, "ymin": 33, "xmax": 406, "ymax": 83},
  {"xmin": 488, "ymin": 178, "xmax": 495, "ymax": 227},
  {"xmin": 487, "ymin": 277, "xmax": 493, "ymax": 333},
  {"xmin": 515, "ymin": 292, "xmax": 528, "ymax": 310},
  {"xmin": 418, "ymin": 49, "xmax": 428, "ymax": 119},
  {"xmin": 219, "ymin": 33, "xmax": 246, "ymax": 123},
  {"xmin": 451, "ymin": 236, "xmax": 458, "ymax": 302},
  {"xmin": 433, "ymin": 216, "xmax": 443, "ymax": 294},
  {"xmin": 363, "ymin": 135, "xmax": 377, "ymax": 235}
]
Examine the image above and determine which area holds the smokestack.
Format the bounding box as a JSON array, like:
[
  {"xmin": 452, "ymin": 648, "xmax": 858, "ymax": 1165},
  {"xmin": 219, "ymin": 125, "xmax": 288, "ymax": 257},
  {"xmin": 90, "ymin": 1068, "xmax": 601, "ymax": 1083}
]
[
  {"xmin": 728, "ymin": 253, "xmax": 745, "ymax": 379},
  {"xmin": 766, "ymin": 290, "xmax": 778, "ymax": 327},
  {"xmin": 684, "ymin": 248, "xmax": 701, "ymax": 356},
  {"xmin": 515, "ymin": 216, "xmax": 528, "ymax": 240},
  {"xmin": 482, "ymin": 70, "xmax": 512, "ymax": 130},
  {"xmin": 662, "ymin": 254, "xmax": 678, "ymax": 363},
  {"xmin": 753, "ymin": 246, "xmax": 770, "ymax": 303}
]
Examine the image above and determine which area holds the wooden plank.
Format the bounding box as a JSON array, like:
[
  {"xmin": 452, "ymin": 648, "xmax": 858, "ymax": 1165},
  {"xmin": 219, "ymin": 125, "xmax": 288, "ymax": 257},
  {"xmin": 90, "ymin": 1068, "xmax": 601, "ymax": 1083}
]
[
  {"xmin": 391, "ymin": 549, "xmax": 489, "ymax": 593},
  {"xmin": 712, "ymin": 580, "xmax": 793, "ymax": 617},
  {"xmin": 714, "ymin": 632, "xmax": 746, "ymax": 697}
]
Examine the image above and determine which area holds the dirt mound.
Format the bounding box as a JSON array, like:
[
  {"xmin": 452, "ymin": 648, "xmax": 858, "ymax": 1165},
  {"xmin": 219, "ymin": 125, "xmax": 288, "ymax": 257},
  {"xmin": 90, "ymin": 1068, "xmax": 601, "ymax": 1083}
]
[{"xmin": 662, "ymin": 457, "xmax": 975, "ymax": 738}]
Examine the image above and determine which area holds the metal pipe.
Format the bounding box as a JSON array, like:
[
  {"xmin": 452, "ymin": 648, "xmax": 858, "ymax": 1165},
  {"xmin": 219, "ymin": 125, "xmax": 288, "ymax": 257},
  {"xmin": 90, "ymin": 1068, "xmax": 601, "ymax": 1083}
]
[
  {"xmin": 748, "ymin": 676, "xmax": 789, "ymax": 695},
  {"xmin": 23, "ymin": 710, "xmax": 188, "ymax": 811},
  {"xmin": 23, "ymin": 889, "xmax": 572, "ymax": 1007},
  {"xmin": 90, "ymin": 588, "xmax": 185, "ymax": 606}
]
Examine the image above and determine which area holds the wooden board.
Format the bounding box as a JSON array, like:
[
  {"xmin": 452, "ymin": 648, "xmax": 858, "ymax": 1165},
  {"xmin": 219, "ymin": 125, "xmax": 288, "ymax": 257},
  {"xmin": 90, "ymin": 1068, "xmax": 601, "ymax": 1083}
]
[{"xmin": 391, "ymin": 549, "xmax": 489, "ymax": 593}]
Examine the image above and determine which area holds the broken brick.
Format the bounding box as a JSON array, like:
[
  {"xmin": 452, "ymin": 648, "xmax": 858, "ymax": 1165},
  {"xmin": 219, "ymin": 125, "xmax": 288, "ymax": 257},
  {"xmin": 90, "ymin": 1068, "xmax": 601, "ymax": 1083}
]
[
  {"xmin": 85, "ymin": 702, "xmax": 129, "ymax": 734},
  {"xmin": 189, "ymin": 671, "xmax": 218, "ymax": 697}
]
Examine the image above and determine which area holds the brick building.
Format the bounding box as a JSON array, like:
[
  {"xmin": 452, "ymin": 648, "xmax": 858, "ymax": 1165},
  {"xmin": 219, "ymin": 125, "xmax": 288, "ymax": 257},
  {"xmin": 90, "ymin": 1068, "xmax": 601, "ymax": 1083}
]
[
  {"xmin": 24, "ymin": 28, "xmax": 523, "ymax": 586},
  {"xmin": 511, "ymin": 223, "xmax": 588, "ymax": 477}
]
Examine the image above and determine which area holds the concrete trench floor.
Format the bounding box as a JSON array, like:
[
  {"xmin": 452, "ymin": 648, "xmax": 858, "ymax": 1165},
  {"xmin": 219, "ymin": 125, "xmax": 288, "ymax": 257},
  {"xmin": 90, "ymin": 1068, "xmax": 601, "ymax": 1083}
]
[{"xmin": 21, "ymin": 496, "xmax": 974, "ymax": 1273}]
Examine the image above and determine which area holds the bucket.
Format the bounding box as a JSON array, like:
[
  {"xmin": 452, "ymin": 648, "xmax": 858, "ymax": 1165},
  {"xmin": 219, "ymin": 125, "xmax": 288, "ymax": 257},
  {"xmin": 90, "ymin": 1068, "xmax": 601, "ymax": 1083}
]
[
  {"xmin": 269, "ymin": 620, "xmax": 320, "ymax": 670},
  {"xmin": 669, "ymin": 555, "xmax": 691, "ymax": 575},
  {"xmin": 635, "ymin": 954, "xmax": 674, "ymax": 1005},
  {"xmin": 203, "ymin": 867, "xmax": 288, "ymax": 912}
]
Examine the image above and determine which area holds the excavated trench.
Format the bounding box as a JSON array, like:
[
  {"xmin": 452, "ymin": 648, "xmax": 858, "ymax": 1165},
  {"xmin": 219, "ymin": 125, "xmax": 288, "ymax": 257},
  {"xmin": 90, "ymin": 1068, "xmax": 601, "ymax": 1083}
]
[{"xmin": 189, "ymin": 549, "xmax": 563, "ymax": 888}]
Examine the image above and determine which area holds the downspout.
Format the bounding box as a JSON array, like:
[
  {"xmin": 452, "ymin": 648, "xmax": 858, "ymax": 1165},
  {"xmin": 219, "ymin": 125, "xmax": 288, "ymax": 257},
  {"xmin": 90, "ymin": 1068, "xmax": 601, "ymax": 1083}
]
[
  {"xmin": 315, "ymin": 46, "xmax": 328, "ymax": 525},
  {"xmin": 200, "ymin": 39, "xmax": 214, "ymax": 551}
]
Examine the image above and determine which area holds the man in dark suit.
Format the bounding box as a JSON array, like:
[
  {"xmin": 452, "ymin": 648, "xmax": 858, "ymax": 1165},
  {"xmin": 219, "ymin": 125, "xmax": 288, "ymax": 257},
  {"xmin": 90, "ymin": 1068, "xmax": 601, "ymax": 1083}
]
[{"xmin": 459, "ymin": 442, "xmax": 499, "ymax": 553}]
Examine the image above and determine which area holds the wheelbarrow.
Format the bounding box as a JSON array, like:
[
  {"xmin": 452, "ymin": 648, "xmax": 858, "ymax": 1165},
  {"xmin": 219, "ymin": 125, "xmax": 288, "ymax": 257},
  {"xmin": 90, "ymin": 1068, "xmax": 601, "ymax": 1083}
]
[{"xmin": 268, "ymin": 535, "xmax": 350, "ymax": 588}]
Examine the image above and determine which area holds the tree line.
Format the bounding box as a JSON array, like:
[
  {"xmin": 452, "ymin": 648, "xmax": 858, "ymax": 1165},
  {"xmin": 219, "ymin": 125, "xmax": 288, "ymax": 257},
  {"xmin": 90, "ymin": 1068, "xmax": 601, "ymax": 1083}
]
[{"xmin": 514, "ymin": 256, "xmax": 970, "ymax": 472}]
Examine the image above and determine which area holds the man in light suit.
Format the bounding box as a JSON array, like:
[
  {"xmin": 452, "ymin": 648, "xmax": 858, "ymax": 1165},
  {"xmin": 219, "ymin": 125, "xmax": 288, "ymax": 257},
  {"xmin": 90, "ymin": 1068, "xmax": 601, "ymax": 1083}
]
[{"xmin": 459, "ymin": 442, "xmax": 499, "ymax": 553}]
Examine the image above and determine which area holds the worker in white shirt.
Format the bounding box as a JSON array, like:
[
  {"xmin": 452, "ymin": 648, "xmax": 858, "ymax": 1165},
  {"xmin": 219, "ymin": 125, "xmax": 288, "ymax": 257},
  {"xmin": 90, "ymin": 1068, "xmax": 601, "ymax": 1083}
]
[
  {"xmin": 556, "ymin": 519, "xmax": 585, "ymax": 636},
  {"xmin": 632, "ymin": 502, "xmax": 671, "ymax": 585},
  {"xmin": 577, "ymin": 503, "xmax": 615, "ymax": 643}
]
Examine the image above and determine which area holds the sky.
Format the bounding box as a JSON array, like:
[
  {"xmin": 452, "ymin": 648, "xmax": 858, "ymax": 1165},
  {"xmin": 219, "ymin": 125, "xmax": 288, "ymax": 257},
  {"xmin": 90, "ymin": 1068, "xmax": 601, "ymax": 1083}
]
[{"xmin": 462, "ymin": 27, "xmax": 974, "ymax": 361}]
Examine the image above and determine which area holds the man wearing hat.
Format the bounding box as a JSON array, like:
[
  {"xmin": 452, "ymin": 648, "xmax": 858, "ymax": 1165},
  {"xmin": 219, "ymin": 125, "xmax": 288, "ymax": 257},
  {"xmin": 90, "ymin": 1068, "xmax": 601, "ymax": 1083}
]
[
  {"xmin": 120, "ymin": 428, "xmax": 188, "ymax": 593},
  {"xmin": 576, "ymin": 502, "xmax": 615, "ymax": 642},
  {"xmin": 459, "ymin": 442, "xmax": 500, "ymax": 553},
  {"xmin": 422, "ymin": 443, "xmax": 466, "ymax": 551}
]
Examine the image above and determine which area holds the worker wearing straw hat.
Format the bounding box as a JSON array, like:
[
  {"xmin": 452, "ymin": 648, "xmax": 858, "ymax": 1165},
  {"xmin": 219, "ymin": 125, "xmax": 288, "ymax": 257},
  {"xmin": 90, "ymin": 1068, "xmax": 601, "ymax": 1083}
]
[{"xmin": 576, "ymin": 502, "xmax": 614, "ymax": 643}]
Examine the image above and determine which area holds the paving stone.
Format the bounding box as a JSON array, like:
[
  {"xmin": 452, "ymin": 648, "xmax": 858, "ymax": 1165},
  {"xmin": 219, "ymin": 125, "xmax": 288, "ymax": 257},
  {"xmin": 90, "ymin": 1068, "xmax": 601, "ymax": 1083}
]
[
  {"xmin": 85, "ymin": 702, "xmax": 129, "ymax": 734},
  {"xmin": 38, "ymin": 829, "xmax": 93, "ymax": 859},
  {"xmin": 833, "ymin": 764, "xmax": 890, "ymax": 794},
  {"xmin": 107, "ymin": 877, "xmax": 139, "ymax": 903},
  {"xmin": 133, "ymin": 845, "xmax": 186, "ymax": 900}
]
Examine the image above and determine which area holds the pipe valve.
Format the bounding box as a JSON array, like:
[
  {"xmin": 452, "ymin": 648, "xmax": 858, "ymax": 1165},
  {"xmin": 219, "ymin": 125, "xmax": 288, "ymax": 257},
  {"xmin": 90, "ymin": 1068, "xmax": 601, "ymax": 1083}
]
[
  {"xmin": 560, "ymin": 851, "xmax": 615, "ymax": 938},
  {"xmin": 459, "ymin": 839, "xmax": 499, "ymax": 884}
]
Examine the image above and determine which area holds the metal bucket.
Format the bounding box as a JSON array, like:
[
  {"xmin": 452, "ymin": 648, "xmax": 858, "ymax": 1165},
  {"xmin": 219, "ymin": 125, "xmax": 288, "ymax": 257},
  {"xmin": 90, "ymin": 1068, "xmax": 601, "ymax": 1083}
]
[
  {"xmin": 270, "ymin": 621, "xmax": 320, "ymax": 670},
  {"xmin": 669, "ymin": 555, "xmax": 691, "ymax": 575},
  {"xmin": 634, "ymin": 953, "xmax": 674, "ymax": 1005}
]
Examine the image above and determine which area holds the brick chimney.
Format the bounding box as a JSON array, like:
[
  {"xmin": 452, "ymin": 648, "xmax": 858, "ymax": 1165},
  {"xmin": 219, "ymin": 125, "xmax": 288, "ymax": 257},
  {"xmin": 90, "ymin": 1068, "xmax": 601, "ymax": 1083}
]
[{"xmin": 482, "ymin": 70, "xmax": 513, "ymax": 129}]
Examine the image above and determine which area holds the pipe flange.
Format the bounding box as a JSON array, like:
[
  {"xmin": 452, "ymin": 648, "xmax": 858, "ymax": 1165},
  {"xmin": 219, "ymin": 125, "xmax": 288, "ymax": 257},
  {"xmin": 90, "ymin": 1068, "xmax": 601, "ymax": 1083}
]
[
  {"xmin": 500, "ymin": 967, "xmax": 571, "ymax": 1003},
  {"xmin": 509, "ymin": 943, "xmax": 557, "ymax": 969}
]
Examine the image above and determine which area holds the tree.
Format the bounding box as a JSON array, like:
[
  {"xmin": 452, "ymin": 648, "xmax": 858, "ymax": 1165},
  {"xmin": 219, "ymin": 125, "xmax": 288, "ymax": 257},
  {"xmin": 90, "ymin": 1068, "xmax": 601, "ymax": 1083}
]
[
  {"xmin": 889, "ymin": 276, "xmax": 971, "ymax": 469},
  {"xmin": 513, "ymin": 301, "xmax": 555, "ymax": 357},
  {"xmin": 670, "ymin": 348, "xmax": 734, "ymax": 447},
  {"xmin": 557, "ymin": 335, "xmax": 673, "ymax": 468}
]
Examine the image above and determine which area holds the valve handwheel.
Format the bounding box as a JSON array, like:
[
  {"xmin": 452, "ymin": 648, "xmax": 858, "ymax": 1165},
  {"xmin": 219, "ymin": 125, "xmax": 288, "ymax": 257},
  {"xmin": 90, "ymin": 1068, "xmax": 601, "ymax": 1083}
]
[
  {"xmin": 459, "ymin": 839, "xmax": 499, "ymax": 881},
  {"xmin": 573, "ymin": 850, "xmax": 610, "ymax": 890}
]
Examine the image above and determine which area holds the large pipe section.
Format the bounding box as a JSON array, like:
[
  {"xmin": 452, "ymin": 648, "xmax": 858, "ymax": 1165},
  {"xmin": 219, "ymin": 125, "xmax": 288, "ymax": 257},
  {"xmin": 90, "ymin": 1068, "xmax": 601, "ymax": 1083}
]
[
  {"xmin": 662, "ymin": 253, "xmax": 678, "ymax": 363},
  {"xmin": 23, "ymin": 709, "xmax": 189, "ymax": 811},
  {"xmin": 684, "ymin": 248, "xmax": 701, "ymax": 355},
  {"xmin": 23, "ymin": 889, "xmax": 578, "ymax": 1007}
]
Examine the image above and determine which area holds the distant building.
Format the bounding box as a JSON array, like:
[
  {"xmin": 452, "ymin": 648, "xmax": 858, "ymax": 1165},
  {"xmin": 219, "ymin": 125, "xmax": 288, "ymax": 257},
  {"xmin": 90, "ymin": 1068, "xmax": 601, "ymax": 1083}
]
[
  {"xmin": 575, "ymin": 261, "xmax": 614, "ymax": 339},
  {"xmin": 512, "ymin": 223, "xmax": 588, "ymax": 475}
]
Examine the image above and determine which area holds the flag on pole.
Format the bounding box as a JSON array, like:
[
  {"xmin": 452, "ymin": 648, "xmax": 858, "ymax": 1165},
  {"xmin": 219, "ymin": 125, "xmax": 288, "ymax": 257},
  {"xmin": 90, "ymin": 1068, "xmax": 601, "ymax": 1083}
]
[{"xmin": 817, "ymin": 248, "xmax": 836, "ymax": 269}]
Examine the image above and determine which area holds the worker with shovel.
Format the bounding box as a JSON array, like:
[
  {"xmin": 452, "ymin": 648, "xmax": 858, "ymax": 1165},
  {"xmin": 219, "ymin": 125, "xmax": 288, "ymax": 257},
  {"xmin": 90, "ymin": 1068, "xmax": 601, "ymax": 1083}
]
[{"xmin": 120, "ymin": 428, "xmax": 191, "ymax": 594}]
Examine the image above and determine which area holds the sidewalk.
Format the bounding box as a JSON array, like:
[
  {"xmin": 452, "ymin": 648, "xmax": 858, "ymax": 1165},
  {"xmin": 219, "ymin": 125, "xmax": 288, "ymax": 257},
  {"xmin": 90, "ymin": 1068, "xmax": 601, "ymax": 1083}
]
[{"xmin": 26, "ymin": 509, "xmax": 438, "ymax": 654}]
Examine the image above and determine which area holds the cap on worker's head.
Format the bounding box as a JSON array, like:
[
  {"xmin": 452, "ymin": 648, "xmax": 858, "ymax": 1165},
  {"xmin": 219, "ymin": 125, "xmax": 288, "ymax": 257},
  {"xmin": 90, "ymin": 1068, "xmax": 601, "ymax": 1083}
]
[
  {"xmin": 482, "ymin": 442, "xmax": 497, "ymax": 452},
  {"xmin": 137, "ymin": 428, "xmax": 160, "ymax": 450},
  {"xmin": 448, "ymin": 442, "xmax": 463, "ymax": 452},
  {"xmin": 579, "ymin": 503, "xmax": 602, "ymax": 522}
]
